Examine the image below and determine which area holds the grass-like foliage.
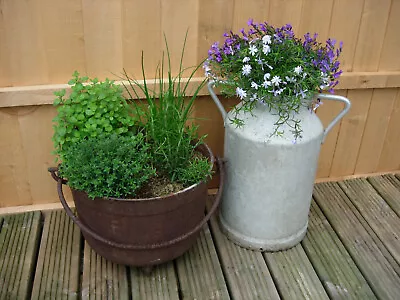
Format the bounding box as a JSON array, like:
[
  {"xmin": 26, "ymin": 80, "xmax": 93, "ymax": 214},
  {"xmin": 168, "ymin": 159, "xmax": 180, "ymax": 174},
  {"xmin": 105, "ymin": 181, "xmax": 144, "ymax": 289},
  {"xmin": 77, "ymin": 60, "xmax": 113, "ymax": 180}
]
[
  {"xmin": 59, "ymin": 133, "xmax": 155, "ymax": 199},
  {"xmin": 123, "ymin": 32, "xmax": 212, "ymax": 186}
]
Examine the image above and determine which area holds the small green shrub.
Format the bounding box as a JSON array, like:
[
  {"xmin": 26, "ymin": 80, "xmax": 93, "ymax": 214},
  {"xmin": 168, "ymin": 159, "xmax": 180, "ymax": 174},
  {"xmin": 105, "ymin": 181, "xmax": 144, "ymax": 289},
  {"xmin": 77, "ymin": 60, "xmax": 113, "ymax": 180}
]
[
  {"xmin": 59, "ymin": 133, "xmax": 155, "ymax": 199},
  {"xmin": 52, "ymin": 71, "xmax": 137, "ymax": 162},
  {"xmin": 123, "ymin": 33, "xmax": 212, "ymax": 186}
]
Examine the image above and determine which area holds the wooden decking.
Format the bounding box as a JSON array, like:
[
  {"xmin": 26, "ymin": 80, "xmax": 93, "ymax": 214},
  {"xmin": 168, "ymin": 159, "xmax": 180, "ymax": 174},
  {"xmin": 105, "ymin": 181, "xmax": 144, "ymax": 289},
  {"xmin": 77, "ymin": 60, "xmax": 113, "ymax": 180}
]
[{"xmin": 1, "ymin": 175, "xmax": 400, "ymax": 299}]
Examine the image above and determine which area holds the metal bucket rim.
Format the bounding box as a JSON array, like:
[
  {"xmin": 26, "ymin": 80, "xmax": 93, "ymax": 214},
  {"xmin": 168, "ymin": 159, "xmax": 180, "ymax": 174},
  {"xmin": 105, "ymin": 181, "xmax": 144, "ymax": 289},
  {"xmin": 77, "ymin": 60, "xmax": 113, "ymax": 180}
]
[{"xmin": 84, "ymin": 142, "xmax": 215, "ymax": 203}]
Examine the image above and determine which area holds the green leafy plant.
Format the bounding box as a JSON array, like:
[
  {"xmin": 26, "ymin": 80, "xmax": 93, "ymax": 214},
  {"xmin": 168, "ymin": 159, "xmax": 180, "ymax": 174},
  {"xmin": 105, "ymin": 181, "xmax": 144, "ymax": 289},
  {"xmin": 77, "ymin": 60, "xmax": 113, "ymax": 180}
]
[
  {"xmin": 52, "ymin": 71, "xmax": 137, "ymax": 161},
  {"xmin": 205, "ymin": 20, "xmax": 343, "ymax": 140},
  {"xmin": 59, "ymin": 133, "xmax": 155, "ymax": 199},
  {"xmin": 123, "ymin": 33, "xmax": 212, "ymax": 186}
]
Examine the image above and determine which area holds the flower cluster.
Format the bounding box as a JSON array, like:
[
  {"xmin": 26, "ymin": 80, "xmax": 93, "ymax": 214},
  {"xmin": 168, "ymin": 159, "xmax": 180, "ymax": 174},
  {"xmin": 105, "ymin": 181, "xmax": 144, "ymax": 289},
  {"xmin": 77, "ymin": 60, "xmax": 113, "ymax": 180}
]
[{"xmin": 205, "ymin": 19, "xmax": 343, "ymax": 139}]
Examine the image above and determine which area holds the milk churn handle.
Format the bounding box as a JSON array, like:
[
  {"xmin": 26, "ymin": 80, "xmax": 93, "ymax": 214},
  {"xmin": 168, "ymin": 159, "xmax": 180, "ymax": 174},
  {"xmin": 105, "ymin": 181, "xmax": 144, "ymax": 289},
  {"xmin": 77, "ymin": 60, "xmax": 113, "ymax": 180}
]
[
  {"xmin": 49, "ymin": 157, "xmax": 225, "ymax": 250},
  {"xmin": 208, "ymin": 80, "xmax": 228, "ymax": 122},
  {"xmin": 317, "ymin": 93, "xmax": 351, "ymax": 144}
]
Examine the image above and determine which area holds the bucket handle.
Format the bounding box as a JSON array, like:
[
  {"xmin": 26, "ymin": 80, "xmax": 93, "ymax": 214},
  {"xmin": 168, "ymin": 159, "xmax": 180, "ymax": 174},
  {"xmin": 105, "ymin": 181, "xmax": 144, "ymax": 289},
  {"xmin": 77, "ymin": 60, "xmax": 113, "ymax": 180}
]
[
  {"xmin": 48, "ymin": 157, "xmax": 225, "ymax": 250},
  {"xmin": 207, "ymin": 80, "xmax": 351, "ymax": 143}
]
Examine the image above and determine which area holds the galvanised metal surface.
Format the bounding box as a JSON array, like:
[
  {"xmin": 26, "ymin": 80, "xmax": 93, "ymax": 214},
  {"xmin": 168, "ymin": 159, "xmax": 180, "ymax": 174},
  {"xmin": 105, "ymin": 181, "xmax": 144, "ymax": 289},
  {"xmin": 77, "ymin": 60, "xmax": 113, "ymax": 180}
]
[{"xmin": 208, "ymin": 81, "xmax": 351, "ymax": 251}]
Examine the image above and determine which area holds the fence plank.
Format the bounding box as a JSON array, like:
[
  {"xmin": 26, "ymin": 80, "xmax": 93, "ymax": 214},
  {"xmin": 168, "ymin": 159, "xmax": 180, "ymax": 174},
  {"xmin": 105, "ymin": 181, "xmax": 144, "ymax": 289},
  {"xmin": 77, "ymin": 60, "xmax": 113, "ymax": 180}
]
[
  {"xmin": 298, "ymin": 0, "xmax": 334, "ymax": 41},
  {"xmin": 0, "ymin": 0, "xmax": 48, "ymax": 86},
  {"xmin": 39, "ymin": 0, "xmax": 86, "ymax": 83},
  {"xmin": 197, "ymin": 0, "xmax": 234, "ymax": 67},
  {"xmin": 378, "ymin": 0, "xmax": 400, "ymax": 71},
  {"xmin": 0, "ymin": 107, "xmax": 33, "ymax": 206},
  {"xmin": 352, "ymin": 0, "xmax": 391, "ymax": 72},
  {"xmin": 82, "ymin": 0, "xmax": 123, "ymax": 80},
  {"xmin": 161, "ymin": 0, "xmax": 199, "ymax": 77},
  {"xmin": 316, "ymin": 90, "xmax": 347, "ymax": 178},
  {"xmin": 268, "ymin": 0, "xmax": 304, "ymax": 32},
  {"xmin": 330, "ymin": 89, "xmax": 372, "ymax": 177},
  {"xmin": 122, "ymin": 0, "xmax": 162, "ymax": 78},
  {"xmin": 17, "ymin": 105, "xmax": 59, "ymax": 204},
  {"xmin": 232, "ymin": 0, "xmax": 269, "ymax": 31},
  {"xmin": 378, "ymin": 89, "xmax": 400, "ymax": 171},
  {"xmin": 355, "ymin": 88, "xmax": 397, "ymax": 173},
  {"xmin": 326, "ymin": 0, "xmax": 364, "ymax": 72}
]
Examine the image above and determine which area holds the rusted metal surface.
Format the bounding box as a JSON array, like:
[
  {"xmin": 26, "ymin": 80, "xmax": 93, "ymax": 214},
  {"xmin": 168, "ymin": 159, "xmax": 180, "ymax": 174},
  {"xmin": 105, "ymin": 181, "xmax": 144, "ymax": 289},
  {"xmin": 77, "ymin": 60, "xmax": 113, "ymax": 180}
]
[{"xmin": 49, "ymin": 143, "xmax": 224, "ymax": 267}]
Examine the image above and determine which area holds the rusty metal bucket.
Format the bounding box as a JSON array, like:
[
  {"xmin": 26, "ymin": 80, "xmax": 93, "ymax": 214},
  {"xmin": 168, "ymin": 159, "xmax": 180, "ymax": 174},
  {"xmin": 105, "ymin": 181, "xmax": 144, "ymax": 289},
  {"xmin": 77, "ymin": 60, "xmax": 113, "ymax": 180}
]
[{"xmin": 49, "ymin": 143, "xmax": 224, "ymax": 267}]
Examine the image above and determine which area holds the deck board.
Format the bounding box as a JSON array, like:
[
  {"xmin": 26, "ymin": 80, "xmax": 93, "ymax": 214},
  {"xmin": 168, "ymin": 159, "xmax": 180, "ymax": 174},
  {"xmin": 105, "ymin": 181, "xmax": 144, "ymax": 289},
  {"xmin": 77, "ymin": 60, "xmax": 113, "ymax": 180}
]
[
  {"xmin": 313, "ymin": 182, "xmax": 400, "ymax": 299},
  {"xmin": 338, "ymin": 178, "xmax": 400, "ymax": 265},
  {"xmin": 130, "ymin": 263, "xmax": 179, "ymax": 300},
  {"xmin": 264, "ymin": 244, "xmax": 329, "ymax": 299},
  {"xmin": 302, "ymin": 201, "xmax": 377, "ymax": 299},
  {"xmin": 207, "ymin": 198, "xmax": 280, "ymax": 300},
  {"xmin": 175, "ymin": 224, "xmax": 230, "ymax": 300},
  {"xmin": 31, "ymin": 210, "xmax": 81, "ymax": 299},
  {"xmin": 0, "ymin": 212, "xmax": 41, "ymax": 299},
  {"xmin": 81, "ymin": 241, "xmax": 130, "ymax": 300},
  {"xmin": 368, "ymin": 174, "xmax": 400, "ymax": 217},
  {"xmin": 1, "ymin": 174, "xmax": 400, "ymax": 299}
]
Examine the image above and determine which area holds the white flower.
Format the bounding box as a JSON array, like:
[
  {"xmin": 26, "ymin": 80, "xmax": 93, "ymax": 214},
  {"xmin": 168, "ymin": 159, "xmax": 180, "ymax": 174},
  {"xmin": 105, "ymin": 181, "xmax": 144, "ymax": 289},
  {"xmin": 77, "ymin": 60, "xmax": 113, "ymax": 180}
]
[
  {"xmin": 203, "ymin": 64, "xmax": 211, "ymax": 77},
  {"xmin": 313, "ymin": 101, "xmax": 323, "ymax": 111},
  {"xmin": 249, "ymin": 45, "xmax": 258, "ymax": 56},
  {"xmin": 236, "ymin": 87, "xmax": 247, "ymax": 99},
  {"xmin": 262, "ymin": 35, "xmax": 272, "ymax": 44},
  {"xmin": 243, "ymin": 57, "xmax": 250, "ymax": 63},
  {"xmin": 242, "ymin": 64, "xmax": 252, "ymax": 76},
  {"xmin": 294, "ymin": 66, "xmax": 303, "ymax": 75},
  {"xmin": 251, "ymin": 82, "xmax": 259, "ymax": 90},
  {"xmin": 285, "ymin": 76, "xmax": 296, "ymax": 83},
  {"xmin": 262, "ymin": 80, "xmax": 271, "ymax": 88},
  {"xmin": 274, "ymin": 88, "xmax": 285, "ymax": 96},
  {"xmin": 266, "ymin": 64, "xmax": 273, "ymax": 70},
  {"xmin": 271, "ymin": 75, "xmax": 281, "ymax": 86},
  {"xmin": 262, "ymin": 44, "xmax": 271, "ymax": 55},
  {"xmin": 263, "ymin": 73, "xmax": 271, "ymax": 80},
  {"xmin": 250, "ymin": 94, "xmax": 258, "ymax": 102}
]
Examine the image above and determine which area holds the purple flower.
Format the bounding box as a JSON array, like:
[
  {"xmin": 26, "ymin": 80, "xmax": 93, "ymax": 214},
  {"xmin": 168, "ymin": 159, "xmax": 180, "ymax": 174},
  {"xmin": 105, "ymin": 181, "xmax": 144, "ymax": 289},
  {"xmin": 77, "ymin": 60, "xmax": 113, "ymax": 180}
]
[{"xmin": 247, "ymin": 18, "xmax": 254, "ymax": 26}]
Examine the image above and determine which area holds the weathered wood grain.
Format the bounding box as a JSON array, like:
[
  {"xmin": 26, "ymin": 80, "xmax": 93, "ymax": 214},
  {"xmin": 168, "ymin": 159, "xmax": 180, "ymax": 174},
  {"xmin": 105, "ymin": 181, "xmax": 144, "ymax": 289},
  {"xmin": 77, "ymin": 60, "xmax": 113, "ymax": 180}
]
[
  {"xmin": 0, "ymin": 212, "xmax": 41, "ymax": 299},
  {"xmin": 175, "ymin": 224, "xmax": 229, "ymax": 300},
  {"xmin": 302, "ymin": 201, "xmax": 376, "ymax": 299},
  {"xmin": 31, "ymin": 210, "xmax": 81, "ymax": 299},
  {"xmin": 207, "ymin": 197, "xmax": 280, "ymax": 300},
  {"xmin": 130, "ymin": 263, "xmax": 179, "ymax": 300},
  {"xmin": 264, "ymin": 244, "xmax": 329, "ymax": 299},
  {"xmin": 368, "ymin": 175, "xmax": 400, "ymax": 217},
  {"xmin": 81, "ymin": 241, "xmax": 130, "ymax": 300},
  {"xmin": 338, "ymin": 178, "xmax": 400, "ymax": 265},
  {"xmin": 314, "ymin": 182, "xmax": 400, "ymax": 299}
]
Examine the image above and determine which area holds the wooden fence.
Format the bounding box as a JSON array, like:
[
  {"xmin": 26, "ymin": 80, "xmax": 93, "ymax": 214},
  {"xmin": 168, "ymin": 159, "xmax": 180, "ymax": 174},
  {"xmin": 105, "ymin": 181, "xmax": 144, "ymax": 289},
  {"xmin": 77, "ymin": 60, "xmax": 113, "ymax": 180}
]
[{"xmin": 1, "ymin": 0, "xmax": 400, "ymax": 207}]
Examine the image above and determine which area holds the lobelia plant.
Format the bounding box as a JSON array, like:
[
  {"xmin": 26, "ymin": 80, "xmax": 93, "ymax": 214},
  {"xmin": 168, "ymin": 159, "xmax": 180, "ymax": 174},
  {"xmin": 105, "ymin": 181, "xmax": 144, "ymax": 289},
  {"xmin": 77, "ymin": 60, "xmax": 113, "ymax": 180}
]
[{"xmin": 205, "ymin": 19, "xmax": 343, "ymax": 139}]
